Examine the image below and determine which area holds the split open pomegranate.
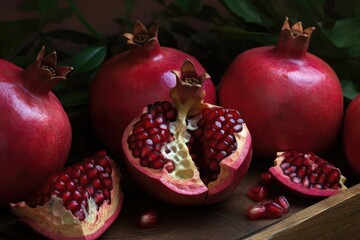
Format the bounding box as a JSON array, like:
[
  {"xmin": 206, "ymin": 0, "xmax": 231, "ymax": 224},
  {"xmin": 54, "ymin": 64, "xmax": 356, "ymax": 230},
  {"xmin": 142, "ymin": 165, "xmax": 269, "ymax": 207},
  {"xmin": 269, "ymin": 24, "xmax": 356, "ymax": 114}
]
[
  {"xmin": 11, "ymin": 151, "xmax": 123, "ymax": 240},
  {"xmin": 269, "ymin": 151, "xmax": 347, "ymax": 197},
  {"xmin": 122, "ymin": 60, "xmax": 252, "ymax": 205}
]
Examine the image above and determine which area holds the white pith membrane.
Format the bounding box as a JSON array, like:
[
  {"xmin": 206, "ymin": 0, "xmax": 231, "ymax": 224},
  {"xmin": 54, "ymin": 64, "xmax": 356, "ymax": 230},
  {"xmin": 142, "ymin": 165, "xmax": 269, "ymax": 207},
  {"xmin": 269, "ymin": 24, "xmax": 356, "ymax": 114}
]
[
  {"xmin": 10, "ymin": 158, "xmax": 122, "ymax": 239},
  {"xmin": 134, "ymin": 60, "xmax": 248, "ymax": 190},
  {"xmin": 270, "ymin": 152, "xmax": 347, "ymax": 197}
]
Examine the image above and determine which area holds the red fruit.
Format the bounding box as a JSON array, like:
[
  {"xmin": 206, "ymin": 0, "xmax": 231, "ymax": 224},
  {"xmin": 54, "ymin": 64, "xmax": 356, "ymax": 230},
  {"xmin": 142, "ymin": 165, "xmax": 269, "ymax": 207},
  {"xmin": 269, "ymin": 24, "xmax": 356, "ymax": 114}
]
[
  {"xmin": 138, "ymin": 210, "xmax": 158, "ymax": 228},
  {"xmin": 269, "ymin": 151, "xmax": 347, "ymax": 197},
  {"xmin": 259, "ymin": 172, "xmax": 273, "ymax": 186},
  {"xmin": 247, "ymin": 204, "xmax": 266, "ymax": 220},
  {"xmin": 0, "ymin": 47, "xmax": 72, "ymax": 206},
  {"xmin": 343, "ymin": 94, "xmax": 360, "ymax": 176},
  {"xmin": 90, "ymin": 20, "xmax": 216, "ymax": 157},
  {"xmin": 122, "ymin": 60, "xmax": 252, "ymax": 205},
  {"xmin": 263, "ymin": 201, "xmax": 284, "ymax": 218},
  {"xmin": 11, "ymin": 151, "xmax": 123, "ymax": 240},
  {"xmin": 219, "ymin": 17, "xmax": 343, "ymax": 159},
  {"xmin": 247, "ymin": 185, "xmax": 268, "ymax": 202},
  {"xmin": 273, "ymin": 195, "xmax": 290, "ymax": 213}
]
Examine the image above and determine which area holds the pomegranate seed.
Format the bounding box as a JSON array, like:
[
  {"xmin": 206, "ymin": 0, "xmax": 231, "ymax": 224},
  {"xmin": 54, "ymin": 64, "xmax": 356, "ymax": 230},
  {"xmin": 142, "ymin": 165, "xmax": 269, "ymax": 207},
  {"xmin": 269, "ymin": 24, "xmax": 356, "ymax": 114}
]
[
  {"xmin": 327, "ymin": 170, "xmax": 340, "ymax": 184},
  {"xmin": 247, "ymin": 204, "xmax": 266, "ymax": 220},
  {"xmin": 264, "ymin": 201, "xmax": 284, "ymax": 218},
  {"xmin": 247, "ymin": 185, "xmax": 268, "ymax": 202},
  {"xmin": 259, "ymin": 172, "xmax": 273, "ymax": 186},
  {"xmin": 273, "ymin": 196, "xmax": 290, "ymax": 213},
  {"xmin": 138, "ymin": 210, "xmax": 158, "ymax": 228}
]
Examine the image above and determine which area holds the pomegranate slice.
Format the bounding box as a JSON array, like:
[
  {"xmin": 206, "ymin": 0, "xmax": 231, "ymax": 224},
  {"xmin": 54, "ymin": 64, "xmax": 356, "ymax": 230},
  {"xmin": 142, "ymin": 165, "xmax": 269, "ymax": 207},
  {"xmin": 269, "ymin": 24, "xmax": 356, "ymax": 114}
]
[
  {"xmin": 11, "ymin": 151, "xmax": 123, "ymax": 240},
  {"xmin": 269, "ymin": 151, "xmax": 347, "ymax": 197},
  {"xmin": 122, "ymin": 60, "xmax": 253, "ymax": 205}
]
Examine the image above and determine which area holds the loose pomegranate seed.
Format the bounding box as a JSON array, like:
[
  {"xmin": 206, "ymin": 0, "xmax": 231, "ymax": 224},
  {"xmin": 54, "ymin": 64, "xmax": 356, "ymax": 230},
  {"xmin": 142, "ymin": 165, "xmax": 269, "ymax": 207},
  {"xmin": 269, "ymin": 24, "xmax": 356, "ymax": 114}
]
[
  {"xmin": 264, "ymin": 201, "xmax": 284, "ymax": 218},
  {"xmin": 247, "ymin": 185, "xmax": 268, "ymax": 202},
  {"xmin": 247, "ymin": 204, "xmax": 266, "ymax": 220},
  {"xmin": 138, "ymin": 210, "xmax": 158, "ymax": 228},
  {"xmin": 259, "ymin": 172, "xmax": 273, "ymax": 186},
  {"xmin": 273, "ymin": 196, "xmax": 290, "ymax": 213}
]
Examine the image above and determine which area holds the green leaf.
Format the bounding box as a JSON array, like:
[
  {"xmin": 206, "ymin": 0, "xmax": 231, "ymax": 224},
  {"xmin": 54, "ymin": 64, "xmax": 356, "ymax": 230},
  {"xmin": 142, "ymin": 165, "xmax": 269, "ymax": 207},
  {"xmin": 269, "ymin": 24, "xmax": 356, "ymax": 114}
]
[
  {"xmin": 0, "ymin": 19, "xmax": 40, "ymax": 57},
  {"xmin": 73, "ymin": 45, "xmax": 107, "ymax": 74},
  {"xmin": 45, "ymin": 30, "xmax": 97, "ymax": 44},
  {"xmin": 215, "ymin": 26, "xmax": 275, "ymax": 45},
  {"xmin": 175, "ymin": 0, "xmax": 202, "ymax": 14},
  {"xmin": 19, "ymin": 0, "xmax": 38, "ymax": 11},
  {"xmin": 223, "ymin": 0, "xmax": 262, "ymax": 24},
  {"xmin": 328, "ymin": 17, "xmax": 360, "ymax": 51},
  {"xmin": 333, "ymin": 0, "xmax": 360, "ymax": 17},
  {"xmin": 59, "ymin": 90, "xmax": 89, "ymax": 107},
  {"xmin": 341, "ymin": 79, "xmax": 360, "ymax": 100},
  {"xmin": 39, "ymin": 0, "xmax": 57, "ymax": 22}
]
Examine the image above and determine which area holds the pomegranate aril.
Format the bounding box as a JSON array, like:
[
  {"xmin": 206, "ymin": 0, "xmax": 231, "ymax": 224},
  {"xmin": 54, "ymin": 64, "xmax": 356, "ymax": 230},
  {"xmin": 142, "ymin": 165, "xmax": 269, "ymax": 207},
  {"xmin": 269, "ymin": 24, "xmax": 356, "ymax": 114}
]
[
  {"xmin": 273, "ymin": 196, "xmax": 290, "ymax": 213},
  {"xmin": 138, "ymin": 210, "xmax": 158, "ymax": 228},
  {"xmin": 264, "ymin": 201, "xmax": 284, "ymax": 218},
  {"xmin": 296, "ymin": 166, "xmax": 306, "ymax": 178},
  {"xmin": 317, "ymin": 173, "xmax": 326, "ymax": 185},
  {"xmin": 67, "ymin": 200, "xmax": 80, "ymax": 212},
  {"xmin": 54, "ymin": 181, "xmax": 66, "ymax": 192},
  {"xmin": 247, "ymin": 185, "xmax": 268, "ymax": 202},
  {"xmin": 327, "ymin": 170, "xmax": 340, "ymax": 184},
  {"xmin": 259, "ymin": 172, "xmax": 273, "ymax": 186},
  {"xmin": 247, "ymin": 205, "xmax": 266, "ymax": 220}
]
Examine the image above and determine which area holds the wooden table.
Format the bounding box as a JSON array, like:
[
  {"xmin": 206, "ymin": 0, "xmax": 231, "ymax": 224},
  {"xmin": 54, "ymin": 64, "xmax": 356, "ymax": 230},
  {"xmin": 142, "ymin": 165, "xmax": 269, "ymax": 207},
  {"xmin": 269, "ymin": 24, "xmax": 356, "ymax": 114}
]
[{"xmin": 1, "ymin": 152, "xmax": 359, "ymax": 240}]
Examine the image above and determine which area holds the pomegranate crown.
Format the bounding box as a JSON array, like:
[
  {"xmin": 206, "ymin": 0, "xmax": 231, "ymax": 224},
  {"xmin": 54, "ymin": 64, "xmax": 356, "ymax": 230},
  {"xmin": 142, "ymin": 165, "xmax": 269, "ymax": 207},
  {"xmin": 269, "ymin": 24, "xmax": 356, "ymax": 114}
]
[
  {"xmin": 123, "ymin": 20, "xmax": 159, "ymax": 46},
  {"xmin": 23, "ymin": 46, "xmax": 73, "ymax": 93},
  {"xmin": 35, "ymin": 46, "xmax": 73, "ymax": 80},
  {"xmin": 281, "ymin": 17, "xmax": 315, "ymax": 39},
  {"xmin": 170, "ymin": 59, "xmax": 209, "ymax": 111}
]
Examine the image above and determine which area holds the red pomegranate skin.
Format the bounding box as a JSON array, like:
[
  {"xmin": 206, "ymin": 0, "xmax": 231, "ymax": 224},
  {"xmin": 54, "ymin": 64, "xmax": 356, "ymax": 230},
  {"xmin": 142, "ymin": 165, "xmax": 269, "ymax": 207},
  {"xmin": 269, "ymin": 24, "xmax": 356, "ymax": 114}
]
[
  {"xmin": 219, "ymin": 19, "xmax": 343, "ymax": 159},
  {"xmin": 343, "ymin": 94, "xmax": 360, "ymax": 176},
  {"xmin": 0, "ymin": 49, "xmax": 72, "ymax": 206},
  {"xmin": 90, "ymin": 21, "xmax": 216, "ymax": 157}
]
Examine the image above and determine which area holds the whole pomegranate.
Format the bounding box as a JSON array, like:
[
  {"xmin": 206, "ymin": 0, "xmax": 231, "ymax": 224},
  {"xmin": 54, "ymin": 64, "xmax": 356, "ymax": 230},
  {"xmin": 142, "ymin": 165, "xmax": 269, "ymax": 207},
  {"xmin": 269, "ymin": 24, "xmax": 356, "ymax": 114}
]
[
  {"xmin": 11, "ymin": 150, "xmax": 123, "ymax": 240},
  {"xmin": 343, "ymin": 94, "xmax": 360, "ymax": 176},
  {"xmin": 0, "ymin": 47, "xmax": 72, "ymax": 206},
  {"xmin": 90, "ymin": 21, "xmax": 216, "ymax": 157},
  {"xmin": 219, "ymin": 17, "xmax": 344, "ymax": 159},
  {"xmin": 122, "ymin": 60, "xmax": 252, "ymax": 205}
]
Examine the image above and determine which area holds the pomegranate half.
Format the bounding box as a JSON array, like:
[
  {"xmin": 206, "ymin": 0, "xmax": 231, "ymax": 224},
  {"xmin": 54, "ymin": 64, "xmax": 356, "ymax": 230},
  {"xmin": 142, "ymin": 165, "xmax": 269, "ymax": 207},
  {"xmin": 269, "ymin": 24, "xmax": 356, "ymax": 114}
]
[
  {"xmin": 219, "ymin": 18, "xmax": 344, "ymax": 159},
  {"xmin": 343, "ymin": 94, "xmax": 360, "ymax": 176},
  {"xmin": 122, "ymin": 60, "xmax": 252, "ymax": 205},
  {"xmin": 11, "ymin": 151, "xmax": 123, "ymax": 240},
  {"xmin": 90, "ymin": 21, "xmax": 216, "ymax": 157},
  {"xmin": 0, "ymin": 47, "xmax": 72, "ymax": 206},
  {"xmin": 269, "ymin": 151, "xmax": 347, "ymax": 198}
]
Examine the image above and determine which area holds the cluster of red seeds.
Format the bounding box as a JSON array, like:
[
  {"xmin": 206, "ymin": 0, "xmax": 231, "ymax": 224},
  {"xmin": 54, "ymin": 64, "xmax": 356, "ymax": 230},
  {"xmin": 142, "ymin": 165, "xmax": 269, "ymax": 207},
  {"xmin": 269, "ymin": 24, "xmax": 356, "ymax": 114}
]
[
  {"xmin": 188, "ymin": 108, "xmax": 244, "ymax": 184},
  {"xmin": 27, "ymin": 151, "xmax": 113, "ymax": 221},
  {"xmin": 127, "ymin": 101, "xmax": 177, "ymax": 169},
  {"xmin": 280, "ymin": 151, "xmax": 342, "ymax": 190}
]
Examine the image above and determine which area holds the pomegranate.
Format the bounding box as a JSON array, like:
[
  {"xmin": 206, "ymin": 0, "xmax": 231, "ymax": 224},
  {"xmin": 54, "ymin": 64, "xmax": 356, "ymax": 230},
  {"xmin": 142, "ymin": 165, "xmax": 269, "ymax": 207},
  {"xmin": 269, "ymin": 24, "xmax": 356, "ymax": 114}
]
[
  {"xmin": 343, "ymin": 94, "xmax": 360, "ymax": 176},
  {"xmin": 11, "ymin": 150, "xmax": 123, "ymax": 240},
  {"xmin": 269, "ymin": 151, "xmax": 347, "ymax": 197},
  {"xmin": 219, "ymin": 17, "xmax": 344, "ymax": 159},
  {"xmin": 0, "ymin": 47, "xmax": 72, "ymax": 207},
  {"xmin": 121, "ymin": 60, "xmax": 252, "ymax": 205},
  {"xmin": 90, "ymin": 20, "xmax": 216, "ymax": 157}
]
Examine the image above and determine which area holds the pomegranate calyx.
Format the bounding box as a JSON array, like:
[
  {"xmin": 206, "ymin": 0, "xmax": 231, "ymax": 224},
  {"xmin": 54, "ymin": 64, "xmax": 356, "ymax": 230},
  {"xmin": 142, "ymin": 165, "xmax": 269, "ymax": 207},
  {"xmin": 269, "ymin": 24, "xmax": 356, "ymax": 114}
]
[
  {"xmin": 275, "ymin": 17, "xmax": 315, "ymax": 58},
  {"xmin": 282, "ymin": 17, "xmax": 315, "ymax": 39},
  {"xmin": 123, "ymin": 20, "xmax": 159, "ymax": 46},
  {"xmin": 23, "ymin": 46, "xmax": 73, "ymax": 93}
]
